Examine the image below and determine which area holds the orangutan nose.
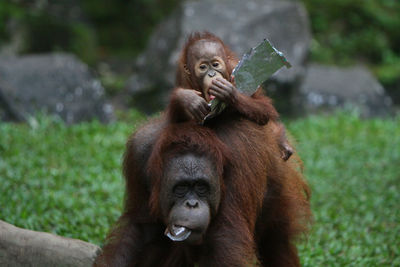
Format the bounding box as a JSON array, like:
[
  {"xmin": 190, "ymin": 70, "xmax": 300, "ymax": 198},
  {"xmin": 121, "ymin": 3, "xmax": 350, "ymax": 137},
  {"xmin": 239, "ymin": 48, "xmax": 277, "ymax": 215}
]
[
  {"xmin": 185, "ymin": 199, "xmax": 199, "ymax": 208},
  {"xmin": 207, "ymin": 70, "xmax": 216, "ymax": 77}
]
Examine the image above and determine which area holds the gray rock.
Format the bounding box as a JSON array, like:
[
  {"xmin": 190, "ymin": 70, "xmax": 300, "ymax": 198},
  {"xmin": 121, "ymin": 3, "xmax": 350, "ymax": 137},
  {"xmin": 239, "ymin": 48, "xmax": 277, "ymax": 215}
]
[
  {"xmin": 0, "ymin": 53, "xmax": 113, "ymax": 123},
  {"xmin": 0, "ymin": 220, "xmax": 100, "ymax": 267},
  {"xmin": 127, "ymin": 0, "xmax": 311, "ymax": 113},
  {"xmin": 296, "ymin": 64, "xmax": 393, "ymax": 117}
]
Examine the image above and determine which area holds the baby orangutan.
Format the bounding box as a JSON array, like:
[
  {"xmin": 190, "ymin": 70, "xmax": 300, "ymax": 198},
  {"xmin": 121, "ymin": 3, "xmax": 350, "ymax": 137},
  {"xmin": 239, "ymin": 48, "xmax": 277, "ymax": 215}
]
[{"xmin": 168, "ymin": 32, "xmax": 293, "ymax": 160}]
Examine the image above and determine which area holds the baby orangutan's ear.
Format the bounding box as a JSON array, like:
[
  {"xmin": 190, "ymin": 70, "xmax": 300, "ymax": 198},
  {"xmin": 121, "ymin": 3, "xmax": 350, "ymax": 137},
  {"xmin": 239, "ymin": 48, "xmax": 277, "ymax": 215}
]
[
  {"xmin": 183, "ymin": 64, "xmax": 191, "ymax": 75},
  {"xmin": 227, "ymin": 55, "xmax": 236, "ymax": 68}
]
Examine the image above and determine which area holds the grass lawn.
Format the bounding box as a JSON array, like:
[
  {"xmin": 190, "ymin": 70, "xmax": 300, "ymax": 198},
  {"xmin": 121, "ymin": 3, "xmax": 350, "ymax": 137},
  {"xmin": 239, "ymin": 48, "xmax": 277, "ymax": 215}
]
[{"xmin": 0, "ymin": 112, "xmax": 399, "ymax": 266}]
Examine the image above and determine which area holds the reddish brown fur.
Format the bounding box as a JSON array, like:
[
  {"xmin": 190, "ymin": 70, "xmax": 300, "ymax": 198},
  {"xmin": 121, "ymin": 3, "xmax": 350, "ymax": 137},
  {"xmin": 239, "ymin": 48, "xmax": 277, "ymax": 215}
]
[{"xmin": 202, "ymin": 116, "xmax": 310, "ymax": 267}]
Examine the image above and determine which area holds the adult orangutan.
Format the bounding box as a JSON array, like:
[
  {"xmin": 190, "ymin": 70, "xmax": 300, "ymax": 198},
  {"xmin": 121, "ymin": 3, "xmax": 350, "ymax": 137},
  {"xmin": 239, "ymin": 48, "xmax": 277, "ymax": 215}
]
[
  {"xmin": 94, "ymin": 121, "xmax": 310, "ymax": 267},
  {"xmin": 93, "ymin": 32, "xmax": 311, "ymax": 267}
]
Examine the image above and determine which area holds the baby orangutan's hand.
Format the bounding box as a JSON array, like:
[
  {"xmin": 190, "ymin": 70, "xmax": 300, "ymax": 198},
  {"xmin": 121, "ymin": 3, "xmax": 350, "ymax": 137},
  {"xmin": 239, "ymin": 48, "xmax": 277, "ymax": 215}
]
[
  {"xmin": 176, "ymin": 88, "xmax": 210, "ymax": 122},
  {"xmin": 209, "ymin": 77, "xmax": 238, "ymax": 106}
]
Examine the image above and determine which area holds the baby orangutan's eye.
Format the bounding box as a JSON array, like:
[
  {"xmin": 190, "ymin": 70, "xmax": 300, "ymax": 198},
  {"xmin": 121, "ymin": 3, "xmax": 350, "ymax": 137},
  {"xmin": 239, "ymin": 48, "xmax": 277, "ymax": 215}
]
[{"xmin": 199, "ymin": 64, "xmax": 207, "ymax": 71}]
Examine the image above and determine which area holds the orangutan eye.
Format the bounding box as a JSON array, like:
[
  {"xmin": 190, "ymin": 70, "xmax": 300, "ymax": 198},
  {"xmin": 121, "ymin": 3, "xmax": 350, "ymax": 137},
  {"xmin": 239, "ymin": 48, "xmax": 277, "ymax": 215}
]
[
  {"xmin": 212, "ymin": 62, "xmax": 220, "ymax": 68},
  {"xmin": 195, "ymin": 183, "xmax": 209, "ymax": 196},
  {"xmin": 174, "ymin": 184, "xmax": 189, "ymax": 197},
  {"xmin": 199, "ymin": 64, "xmax": 207, "ymax": 71}
]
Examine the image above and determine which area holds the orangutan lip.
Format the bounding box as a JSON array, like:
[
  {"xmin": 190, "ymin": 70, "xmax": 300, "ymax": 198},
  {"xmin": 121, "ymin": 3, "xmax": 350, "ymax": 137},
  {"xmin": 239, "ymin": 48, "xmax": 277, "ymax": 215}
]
[
  {"xmin": 207, "ymin": 89, "xmax": 215, "ymax": 102},
  {"xmin": 165, "ymin": 225, "xmax": 192, "ymax": 242},
  {"xmin": 172, "ymin": 224, "xmax": 201, "ymax": 234}
]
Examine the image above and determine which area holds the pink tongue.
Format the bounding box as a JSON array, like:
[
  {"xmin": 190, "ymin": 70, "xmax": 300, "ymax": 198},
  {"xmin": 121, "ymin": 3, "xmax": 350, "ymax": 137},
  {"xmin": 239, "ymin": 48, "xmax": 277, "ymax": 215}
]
[{"xmin": 210, "ymin": 95, "xmax": 216, "ymax": 100}]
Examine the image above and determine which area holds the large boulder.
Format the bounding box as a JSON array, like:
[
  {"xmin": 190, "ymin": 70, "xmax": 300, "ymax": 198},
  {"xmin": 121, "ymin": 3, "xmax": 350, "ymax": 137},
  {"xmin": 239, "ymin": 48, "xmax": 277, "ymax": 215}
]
[
  {"xmin": 0, "ymin": 53, "xmax": 114, "ymax": 123},
  {"xmin": 295, "ymin": 64, "xmax": 393, "ymax": 117},
  {"xmin": 126, "ymin": 0, "xmax": 311, "ymax": 113},
  {"xmin": 0, "ymin": 220, "xmax": 100, "ymax": 267}
]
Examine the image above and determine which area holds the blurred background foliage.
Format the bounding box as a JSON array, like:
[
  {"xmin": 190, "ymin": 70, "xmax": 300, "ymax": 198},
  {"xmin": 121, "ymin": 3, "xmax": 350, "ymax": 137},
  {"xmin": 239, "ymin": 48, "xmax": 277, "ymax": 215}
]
[
  {"xmin": 302, "ymin": 0, "xmax": 400, "ymax": 101},
  {"xmin": 1, "ymin": 0, "xmax": 399, "ymax": 100},
  {"xmin": 0, "ymin": 0, "xmax": 399, "ymax": 74},
  {"xmin": 0, "ymin": 0, "xmax": 182, "ymax": 63}
]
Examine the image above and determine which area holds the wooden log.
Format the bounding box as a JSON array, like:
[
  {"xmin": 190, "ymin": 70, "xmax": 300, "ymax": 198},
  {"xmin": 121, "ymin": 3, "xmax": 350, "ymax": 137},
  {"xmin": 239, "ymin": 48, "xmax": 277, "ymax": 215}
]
[{"xmin": 0, "ymin": 220, "xmax": 100, "ymax": 267}]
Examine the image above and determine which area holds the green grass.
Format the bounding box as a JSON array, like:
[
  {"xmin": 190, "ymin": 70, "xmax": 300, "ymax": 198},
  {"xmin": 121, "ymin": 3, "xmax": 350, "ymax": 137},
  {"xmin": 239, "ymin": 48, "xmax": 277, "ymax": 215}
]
[
  {"xmin": 292, "ymin": 112, "xmax": 400, "ymax": 266},
  {"xmin": 0, "ymin": 113, "xmax": 144, "ymax": 244},
  {"xmin": 1, "ymin": 112, "xmax": 399, "ymax": 266}
]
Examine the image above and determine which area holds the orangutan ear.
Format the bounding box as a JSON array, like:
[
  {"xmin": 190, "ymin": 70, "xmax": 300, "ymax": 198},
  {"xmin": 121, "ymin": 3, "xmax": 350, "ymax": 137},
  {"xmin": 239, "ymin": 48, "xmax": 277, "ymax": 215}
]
[{"xmin": 183, "ymin": 64, "xmax": 191, "ymax": 75}]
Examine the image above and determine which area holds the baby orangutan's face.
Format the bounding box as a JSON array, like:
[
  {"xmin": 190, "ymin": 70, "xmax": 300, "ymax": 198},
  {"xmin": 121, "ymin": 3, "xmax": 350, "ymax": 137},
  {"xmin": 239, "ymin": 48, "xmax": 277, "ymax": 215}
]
[{"xmin": 188, "ymin": 41, "xmax": 229, "ymax": 102}]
